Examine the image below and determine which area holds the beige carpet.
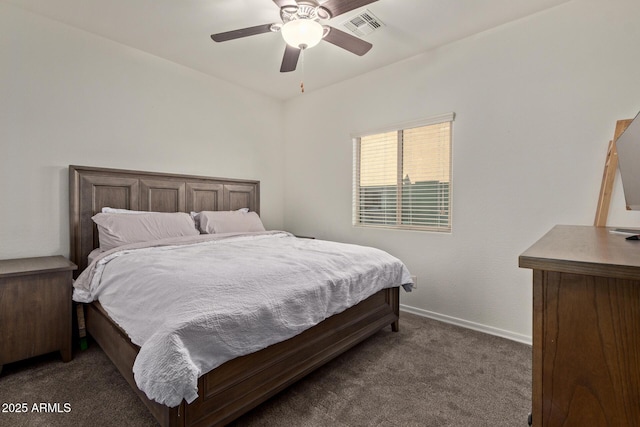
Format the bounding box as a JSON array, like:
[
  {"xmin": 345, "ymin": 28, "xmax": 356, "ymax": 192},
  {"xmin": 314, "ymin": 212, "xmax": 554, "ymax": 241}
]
[{"xmin": 0, "ymin": 313, "xmax": 531, "ymax": 426}]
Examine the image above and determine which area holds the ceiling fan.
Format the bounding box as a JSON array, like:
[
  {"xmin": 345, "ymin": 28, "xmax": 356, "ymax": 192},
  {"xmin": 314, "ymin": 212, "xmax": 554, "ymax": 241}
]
[{"xmin": 211, "ymin": 0, "xmax": 378, "ymax": 73}]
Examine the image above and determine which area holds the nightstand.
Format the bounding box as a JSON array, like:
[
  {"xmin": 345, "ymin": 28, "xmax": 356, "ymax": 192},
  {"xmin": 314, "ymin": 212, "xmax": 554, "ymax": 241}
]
[{"xmin": 0, "ymin": 256, "xmax": 77, "ymax": 372}]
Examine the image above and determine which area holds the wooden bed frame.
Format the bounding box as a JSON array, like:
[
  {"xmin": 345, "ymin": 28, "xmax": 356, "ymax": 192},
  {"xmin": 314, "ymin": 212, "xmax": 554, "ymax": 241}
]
[{"xmin": 69, "ymin": 165, "xmax": 400, "ymax": 427}]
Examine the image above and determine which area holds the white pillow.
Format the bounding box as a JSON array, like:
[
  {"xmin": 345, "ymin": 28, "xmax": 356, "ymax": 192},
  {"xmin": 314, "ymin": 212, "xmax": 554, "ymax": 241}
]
[
  {"xmin": 92, "ymin": 212, "xmax": 199, "ymax": 251},
  {"xmin": 197, "ymin": 210, "xmax": 265, "ymax": 234},
  {"xmin": 101, "ymin": 207, "xmax": 148, "ymax": 214}
]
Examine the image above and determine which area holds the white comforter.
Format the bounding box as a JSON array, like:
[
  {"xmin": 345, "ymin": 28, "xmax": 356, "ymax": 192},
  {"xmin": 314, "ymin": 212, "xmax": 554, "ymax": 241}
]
[{"xmin": 73, "ymin": 231, "xmax": 413, "ymax": 407}]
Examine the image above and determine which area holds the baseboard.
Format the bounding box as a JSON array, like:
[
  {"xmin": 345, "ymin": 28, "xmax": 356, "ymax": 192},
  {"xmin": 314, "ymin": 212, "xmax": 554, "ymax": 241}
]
[{"xmin": 400, "ymin": 304, "xmax": 532, "ymax": 346}]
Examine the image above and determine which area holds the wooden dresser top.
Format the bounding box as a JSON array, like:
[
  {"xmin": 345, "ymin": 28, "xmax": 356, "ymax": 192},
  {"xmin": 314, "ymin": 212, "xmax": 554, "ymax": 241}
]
[{"xmin": 519, "ymin": 225, "xmax": 640, "ymax": 281}]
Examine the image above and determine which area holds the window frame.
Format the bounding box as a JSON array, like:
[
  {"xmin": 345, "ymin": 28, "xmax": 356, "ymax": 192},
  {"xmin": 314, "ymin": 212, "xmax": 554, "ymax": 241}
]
[{"xmin": 352, "ymin": 113, "xmax": 454, "ymax": 232}]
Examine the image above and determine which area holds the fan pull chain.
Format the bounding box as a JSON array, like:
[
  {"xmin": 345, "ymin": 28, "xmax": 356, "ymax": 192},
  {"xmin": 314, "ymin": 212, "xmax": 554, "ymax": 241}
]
[{"xmin": 300, "ymin": 47, "xmax": 305, "ymax": 93}]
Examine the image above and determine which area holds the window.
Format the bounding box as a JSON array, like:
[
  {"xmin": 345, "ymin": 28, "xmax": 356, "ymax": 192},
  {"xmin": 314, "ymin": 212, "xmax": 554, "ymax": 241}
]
[{"xmin": 353, "ymin": 113, "xmax": 453, "ymax": 232}]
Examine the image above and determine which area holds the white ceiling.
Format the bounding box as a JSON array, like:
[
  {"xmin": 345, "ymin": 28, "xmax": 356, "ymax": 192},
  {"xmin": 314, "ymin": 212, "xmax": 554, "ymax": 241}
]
[{"xmin": 5, "ymin": 0, "xmax": 570, "ymax": 100}]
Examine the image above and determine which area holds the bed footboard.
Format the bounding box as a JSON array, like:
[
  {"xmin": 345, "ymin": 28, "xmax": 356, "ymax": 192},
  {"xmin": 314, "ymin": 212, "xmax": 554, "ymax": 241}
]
[
  {"xmin": 85, "ymin": 303, "xmax": 183, "ymax": 426},
  {"xmin": 85, "ymin": 287, "xmax": 399, "ymax": 427}
]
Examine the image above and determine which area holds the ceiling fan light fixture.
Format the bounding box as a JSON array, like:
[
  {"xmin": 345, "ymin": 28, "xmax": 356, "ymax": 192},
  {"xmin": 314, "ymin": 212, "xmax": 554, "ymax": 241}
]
[
  {"xmin": 317, "ymin": 6, "xmax": 332, "ymax": 20},
  {"xmin": 281, "ymin": 19, "xmax": 323, "ymax": 49},
  {"xmin": 281, "ymin": 5, "xmax": 299, "ymax": 14}
]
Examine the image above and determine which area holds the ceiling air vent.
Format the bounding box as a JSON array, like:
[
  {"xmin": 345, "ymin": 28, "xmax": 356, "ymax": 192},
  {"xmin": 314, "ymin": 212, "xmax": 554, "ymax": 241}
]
[{"xmin": 342, "ymin": 9, "xmax": 384, "ymax": 37}]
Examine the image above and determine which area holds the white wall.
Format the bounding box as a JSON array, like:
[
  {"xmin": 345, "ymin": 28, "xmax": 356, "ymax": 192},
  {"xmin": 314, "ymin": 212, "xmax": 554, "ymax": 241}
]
[
  {"xmin": 282, "ymin": 0, "xmax": 640, "ymax": 343},
  {"xmin": 4, "ymin": 0, "xmax": 640, "ymax": 344},
  {"xmin": 0, "ymin": 3, "xmax": 285, "ymax": 259}
]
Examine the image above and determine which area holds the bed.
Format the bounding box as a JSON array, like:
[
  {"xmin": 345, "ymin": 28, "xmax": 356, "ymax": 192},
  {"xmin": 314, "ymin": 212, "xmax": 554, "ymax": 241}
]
[{"xmin": 69, "ymin": 165, "xmax": 408, "ymax": 427}]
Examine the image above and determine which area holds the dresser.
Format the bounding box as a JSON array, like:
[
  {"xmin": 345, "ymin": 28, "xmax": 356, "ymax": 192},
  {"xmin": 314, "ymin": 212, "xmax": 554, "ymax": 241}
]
[
  {"xmin": 519, "ymin": 225, "xmax": 640, "ymax": 426},
  {"xmin": 0, "ymin": 256, "xmax": 77, "ymax": 371}
]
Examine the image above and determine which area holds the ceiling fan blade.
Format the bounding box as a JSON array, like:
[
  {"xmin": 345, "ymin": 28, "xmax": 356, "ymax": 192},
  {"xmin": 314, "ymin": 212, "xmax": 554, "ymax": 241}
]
[
  {"xmin": 323, "ymin": 27, "xmax": 372, "ymax": 56},
  {"xmin": 211, "ymin": 24, "xmax": 274, "ymax": 42},
  {"xmin": 280, "ymin": 45, "xmax": 301, "ymax": 72},
  {"xmin": 320, "ymin": 0, "xmax": 378, "ymax": 18},
  {"xmin": 272, "ymin": 0, "xmax": 298, "ymax": 8}
]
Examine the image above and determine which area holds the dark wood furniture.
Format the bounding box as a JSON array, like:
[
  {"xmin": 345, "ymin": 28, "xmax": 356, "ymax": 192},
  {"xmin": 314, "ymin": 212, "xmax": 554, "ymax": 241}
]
[
  {"xmin": 0, "ymin": 256, "xmax": 77, "ymax": 373},
  {"xmin": 69, "ymin": 165, "xmax": 400, "ymax": 427},
  {"xmin": 519, "ymin": 225, "xmax": 640, "ymax": 426}
]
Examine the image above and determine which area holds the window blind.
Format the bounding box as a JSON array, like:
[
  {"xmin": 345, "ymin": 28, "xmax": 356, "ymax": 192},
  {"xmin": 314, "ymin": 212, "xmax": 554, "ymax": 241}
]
[{"xmin": 353, "ymin": 114, "xmax": 453, "ymax": 232}]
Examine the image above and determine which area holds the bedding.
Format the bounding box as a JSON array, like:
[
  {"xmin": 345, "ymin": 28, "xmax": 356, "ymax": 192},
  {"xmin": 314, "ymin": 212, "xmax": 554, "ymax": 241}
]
[
  {"xmin": 73, "ymin": 231, "xmax": 412, "ymax": 407},
  {"xmin": 101, "ymin": 207, "xmax": 148, "ymax": 214},
  {"xmin": 87, "ymin": 248, "xmax": 102, "ymax": 265},
  {"xmin": 195, "ymin": 210, "xmax": 265, "ymax": 234},
  {"xmin": 92, "ymin": 212, "xmax": 199, "ymax": 251}
]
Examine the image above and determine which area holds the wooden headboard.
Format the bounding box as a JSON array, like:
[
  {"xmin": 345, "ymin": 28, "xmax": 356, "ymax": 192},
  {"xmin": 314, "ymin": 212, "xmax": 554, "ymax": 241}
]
[{"xmin": 69, "ymin": 165, "xmax": 260, "ymax": 274}]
